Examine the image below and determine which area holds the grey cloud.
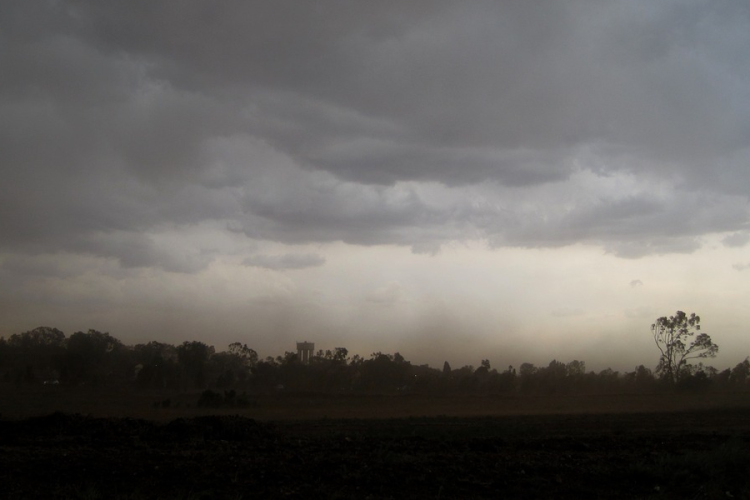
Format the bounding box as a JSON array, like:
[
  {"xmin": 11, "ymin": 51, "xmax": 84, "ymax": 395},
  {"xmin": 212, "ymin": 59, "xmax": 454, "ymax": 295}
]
[
  {"xmin": 732, "ymin": 263, "xmax": 750, "ymax": 271},
  {"xmin": 605, "ymin": 238, "xmax": 703, "ymax": 259},
  {"xmin": 81, "ymin": 231, "xmax": 214, "ymax": 273},
  {"xmin": 1, "ymin": 0, "xmax": 749, "ymax": 272},
  {"xmin": 234, "ymin": 163, "xmax": 748, "ymax": 256},
  {"xmin": 723, "ymin": 231, "xmax": 750, "ymax": 248},
  {"xmin": 242, "ymin": 253, "xmax": 326, "ymax": 271},
  {"xmin": 239, "ymin": 2, "xmax": 750, "ymax": 189},
  {"xmin": 483, "ymin": 188, "xmax": 748, "ymax": 256},
  {"xmin": 307, "ymin": 140, "xmax": 572, "ymax": 187},
  {"xmin": 630, "ymin": 280, "xmax": 644, "ymax": 287},
  {"xmin": 236, "ymin": 165, "xmax": 450, "ymax": 247},
  {"xmin": 20, "ymin": 1, "xmax": 750, "ymax": 187},
  {"xmin": 0, "ymin": 254, "xmax": 95, "ymax": 279}
]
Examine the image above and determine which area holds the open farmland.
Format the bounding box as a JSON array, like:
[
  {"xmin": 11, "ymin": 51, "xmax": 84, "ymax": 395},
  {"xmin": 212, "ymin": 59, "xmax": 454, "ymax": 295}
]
[
  {"xmin": 2, "ymin": 385, "xmax": 750, "ymax": 421},
  {"xmin": 1, "ymin": 390, "xmax": 750, "ymax": 498}
]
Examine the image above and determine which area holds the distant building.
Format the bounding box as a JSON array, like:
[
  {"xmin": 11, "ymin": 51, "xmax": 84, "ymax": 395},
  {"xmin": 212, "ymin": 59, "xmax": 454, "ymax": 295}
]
[{"xmin": 296, "ymin": 341, "xmax": 315, "ymax": 364}]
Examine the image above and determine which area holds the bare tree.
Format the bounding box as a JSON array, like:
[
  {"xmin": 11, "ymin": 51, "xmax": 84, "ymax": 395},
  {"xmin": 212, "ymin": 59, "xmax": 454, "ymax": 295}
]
[{"xmin": 652, "ymin": 311, "xmax": 718, "ymax": 384}]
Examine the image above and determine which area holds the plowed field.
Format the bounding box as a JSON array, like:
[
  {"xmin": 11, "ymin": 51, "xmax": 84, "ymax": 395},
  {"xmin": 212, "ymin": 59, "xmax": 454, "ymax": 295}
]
[{"xmin": 2, "ymin": 408, "xmax": 750, "ymax": 499}]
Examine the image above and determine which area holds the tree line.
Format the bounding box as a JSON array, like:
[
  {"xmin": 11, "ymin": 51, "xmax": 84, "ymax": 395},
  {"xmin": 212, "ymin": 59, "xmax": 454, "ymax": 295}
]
[{"xmin": 0, "ymin": 319, "xmax": 747, "ymax": 396}]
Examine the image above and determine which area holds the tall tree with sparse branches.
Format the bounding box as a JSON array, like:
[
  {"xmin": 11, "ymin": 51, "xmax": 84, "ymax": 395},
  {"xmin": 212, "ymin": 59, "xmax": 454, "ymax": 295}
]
[{"xmin": 651, "ymin": 311, "xmax": 718, "ymax": 384}]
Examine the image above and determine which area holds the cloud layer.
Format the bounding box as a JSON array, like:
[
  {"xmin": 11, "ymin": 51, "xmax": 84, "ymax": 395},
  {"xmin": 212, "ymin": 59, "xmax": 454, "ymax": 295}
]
[{"xmin": 2, "ymin": 1, "xmax": 749, "ymax": 272}]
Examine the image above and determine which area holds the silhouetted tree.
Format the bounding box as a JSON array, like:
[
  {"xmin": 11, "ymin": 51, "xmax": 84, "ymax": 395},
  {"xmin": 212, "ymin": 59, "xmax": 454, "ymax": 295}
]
[
  {"xmin": 228, "ymin": 343, "xmax": 258, "ymax": 368},
  {"xmin": 209, "ymin": 343, "xmax": 259, "ymax": 389},
  {"xmin": 333, "ymin": 347, "xmax": 348, "ymax": 363},
  {"xmin": 496, "ymin": 365, "xmax": 517, "ymax": 393},
  {"xmin": 309, "ymin": 347, "xmax": 352, "ymax": 392},
  {"xmin": 538, "ymin": 360, "xmax": 569, "ymax": 394},
  {"xmin": 355, "ymin": 352, "xmax": 411, "ymax": 393},
  {"xmin": 566, "ymin": 360, "xmax": 585, "ymax": 377},
  {"xmin": 631, "ymin": 364, "xmax": 656, "ymax": 392},
  {"xmin": 63, "ymin": 330, "xmax": 127, "ymax": 385},
  {"xmin": 177, "ymin": 341, "xmax": 215, "ymax": 389},
  {"xmin": 411, "ymin": 364, "xmax": 442, "ymax": 393},
  {"xmin": 0, "ymin": 337, "xmax": 8, "ymax": 382},
  {"xmin": 519, "ymin": 362, "xmax": 537, "ymax": 393},
  {"xmin": 2, "ymin": 323, "xmax": 746, "ymax": 398},
  {"xmin": 442, "ymin": 361, "xmax": 452, "ymax": 375},
  {"xmin": 713, "ymin": 368, "xmax": 731, "ymax": 387},
  {"xmin": 134, "ymin": 341, "xmax": 179, "ymax": 390},
  {"xmin": 729, "ymin": 357, "xmax": 750, "ymax": 388},
  {"xmin": 455, "ymin": 364, "xmax": 478, "ymax": 393},
  {"xmin": 6, "ymin": 327, "xmax": 66, "ymax": 383},
  {"xmin": 251, "ymin": 359, "xmax": 281, "ymax": 392},
  {"xmin": 652, "ymin": 311, "xmax": 718, "ymax": 384},
  {"xmin": 676, "ymin": 364, "xmax": 714, "ymax": 392}
]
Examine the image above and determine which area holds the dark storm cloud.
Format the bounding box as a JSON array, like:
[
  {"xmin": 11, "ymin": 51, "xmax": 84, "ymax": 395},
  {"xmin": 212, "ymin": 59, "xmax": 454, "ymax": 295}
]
[
  {"xmin": 477, "ymin": 187, "xmax": 748, "ymax": 254},
  {"xmin": 236, "ymin": 173, "xmax": 447, "ymax": 248},
  {"xmin": 1, "ymin": 0, "xmax": 749, "ymax": 271},
  {"xmin": 0, "ymin": 254, "xmax": 93, "ymax": 279}
]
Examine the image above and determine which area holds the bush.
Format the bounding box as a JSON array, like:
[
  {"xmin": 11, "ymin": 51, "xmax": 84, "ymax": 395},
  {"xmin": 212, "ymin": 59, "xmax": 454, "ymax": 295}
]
[
  {"xmin": 197, "ymin": 390, "xmax": 224, "ymax": 408},
  {"xmin": 196, "ymin": 389, "xmax": 256, "ymax": 409}
]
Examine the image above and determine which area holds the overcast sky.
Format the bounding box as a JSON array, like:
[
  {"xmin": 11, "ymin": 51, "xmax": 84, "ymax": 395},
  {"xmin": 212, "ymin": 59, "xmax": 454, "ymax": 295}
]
[{"xmin": 2, "ymin": 1, "xmax": 749, "ymax": 371}]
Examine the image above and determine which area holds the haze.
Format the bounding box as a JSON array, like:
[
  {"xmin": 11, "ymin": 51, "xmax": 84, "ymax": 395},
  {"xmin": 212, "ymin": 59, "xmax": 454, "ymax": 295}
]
[{"xmin": 2, "ymin": 1, "xmax": 749, "ymax": 372}]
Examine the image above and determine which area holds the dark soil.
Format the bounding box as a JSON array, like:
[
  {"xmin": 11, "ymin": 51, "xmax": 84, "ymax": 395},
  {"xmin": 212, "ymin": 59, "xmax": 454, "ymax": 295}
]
[{"xmin": 2, "ymin": 409, "xmax": 750, "ymax": 499}]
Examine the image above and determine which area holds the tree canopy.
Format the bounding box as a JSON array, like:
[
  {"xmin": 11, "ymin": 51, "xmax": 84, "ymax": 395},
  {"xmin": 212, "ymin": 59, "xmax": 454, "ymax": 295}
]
[
  {"xmin": 652, "ymin": 311, "xmax": 718, "ymax": 384},
  {"xmin": 0, "ymin": 320, "xmax": 743, "ymax": 395}
]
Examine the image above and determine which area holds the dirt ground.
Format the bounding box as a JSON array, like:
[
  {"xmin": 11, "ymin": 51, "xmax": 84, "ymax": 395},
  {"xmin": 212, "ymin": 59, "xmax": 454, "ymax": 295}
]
[
  {"xmin": 2, "ymin": 406, "xmax": 750, "ymax": 499},
  {"xmin": 2, "ymin": 385, "xmax": 750, "ymax": 420}
]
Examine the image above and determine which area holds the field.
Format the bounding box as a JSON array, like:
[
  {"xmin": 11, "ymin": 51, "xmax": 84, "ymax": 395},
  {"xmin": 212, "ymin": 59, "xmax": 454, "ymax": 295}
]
[
  {"xmin": 2, "ymin": 388, "xmax": 750, "ymax": 498},
  {"xmin": 3, "ymin": 385, "xmax": 750, "ymax": 421}
]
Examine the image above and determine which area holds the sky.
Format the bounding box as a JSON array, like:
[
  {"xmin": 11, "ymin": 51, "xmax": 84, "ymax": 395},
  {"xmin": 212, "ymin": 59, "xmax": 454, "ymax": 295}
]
[{"xmin": 1, "ymin": 1, "xmax": 750, "ymax": 372}]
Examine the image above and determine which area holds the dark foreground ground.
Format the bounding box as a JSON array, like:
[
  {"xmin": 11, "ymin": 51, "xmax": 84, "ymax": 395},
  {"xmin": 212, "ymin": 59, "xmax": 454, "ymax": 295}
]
[{"xmin": 2, "ymin": 408, "xmax": 750, "ymax": 499}]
